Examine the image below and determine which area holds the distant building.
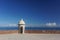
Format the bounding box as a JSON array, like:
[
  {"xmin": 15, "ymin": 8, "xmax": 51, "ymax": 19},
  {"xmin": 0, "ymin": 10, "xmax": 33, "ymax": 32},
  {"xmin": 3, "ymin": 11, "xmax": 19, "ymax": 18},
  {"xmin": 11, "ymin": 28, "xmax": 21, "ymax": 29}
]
[{"xmin": 18, "ymin": 19, "xmax": 25, "ymax": 34}]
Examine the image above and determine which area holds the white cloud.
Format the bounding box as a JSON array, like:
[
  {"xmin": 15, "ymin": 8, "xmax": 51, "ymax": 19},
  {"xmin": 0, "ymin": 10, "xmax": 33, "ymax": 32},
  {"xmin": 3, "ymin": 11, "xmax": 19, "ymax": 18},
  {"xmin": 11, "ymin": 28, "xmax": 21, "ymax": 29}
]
[
  {"xmin": 0, "ymin": 24, "xmax": 18, "ymax": 27},
  {"xmin": 45, "ymin": 22, "xmax": 57, "ymax": 26},
  {"xmin": 8, "ymin": 24, "xmax": 18, "ymax": 26},
  {"xmin": 0, "ymin": 22, "xmax": 58, "ymax": 27}
]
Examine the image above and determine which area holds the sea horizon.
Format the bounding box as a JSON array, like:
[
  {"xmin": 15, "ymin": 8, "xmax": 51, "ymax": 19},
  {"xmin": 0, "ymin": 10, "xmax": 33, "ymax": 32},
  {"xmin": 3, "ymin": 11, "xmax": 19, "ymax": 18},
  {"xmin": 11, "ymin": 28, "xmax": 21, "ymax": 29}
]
[{"xmin": 0, "ymin": 26, "xmax": 60, "ymax": 30}]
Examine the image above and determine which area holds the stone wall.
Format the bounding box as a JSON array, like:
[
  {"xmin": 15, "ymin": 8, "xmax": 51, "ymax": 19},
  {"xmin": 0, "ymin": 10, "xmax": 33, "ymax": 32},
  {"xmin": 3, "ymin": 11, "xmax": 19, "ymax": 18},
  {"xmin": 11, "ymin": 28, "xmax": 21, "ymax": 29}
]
[{"xmin": 25, "ymin": 30, "xmax": 60, "ymax": 34}]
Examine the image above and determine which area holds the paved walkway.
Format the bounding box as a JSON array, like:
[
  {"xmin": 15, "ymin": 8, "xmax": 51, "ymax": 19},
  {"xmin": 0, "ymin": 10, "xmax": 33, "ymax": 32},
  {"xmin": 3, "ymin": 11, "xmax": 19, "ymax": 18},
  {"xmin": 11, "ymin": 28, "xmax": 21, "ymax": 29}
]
[{"xmin": 0, "ymin": 34, "xmax": 60, "ymax": 40}]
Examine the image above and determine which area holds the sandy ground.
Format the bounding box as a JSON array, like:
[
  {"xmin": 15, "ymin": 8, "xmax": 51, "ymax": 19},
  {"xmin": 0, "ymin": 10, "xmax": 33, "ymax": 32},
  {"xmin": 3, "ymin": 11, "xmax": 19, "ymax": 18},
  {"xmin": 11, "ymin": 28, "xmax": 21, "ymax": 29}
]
[{"xmin": 0, "ymin": 34, "xmax": 59, "ymax": 40}]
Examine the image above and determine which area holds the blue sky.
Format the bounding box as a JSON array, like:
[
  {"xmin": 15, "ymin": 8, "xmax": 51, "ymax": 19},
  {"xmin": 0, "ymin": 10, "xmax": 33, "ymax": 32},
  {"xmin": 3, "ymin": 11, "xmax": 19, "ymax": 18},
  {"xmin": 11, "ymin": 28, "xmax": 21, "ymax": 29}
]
[{"xmin": 0, "ymin": 0, "xmax": 60, "ymax": 26}]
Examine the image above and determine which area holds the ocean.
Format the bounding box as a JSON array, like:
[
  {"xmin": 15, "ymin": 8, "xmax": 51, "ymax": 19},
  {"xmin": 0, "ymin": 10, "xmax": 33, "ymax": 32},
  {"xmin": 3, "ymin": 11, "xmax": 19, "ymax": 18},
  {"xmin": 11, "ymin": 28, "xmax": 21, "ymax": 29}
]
[{"xmin": 0, "ymin": 26, "xmax": 60, "ymax": 30}]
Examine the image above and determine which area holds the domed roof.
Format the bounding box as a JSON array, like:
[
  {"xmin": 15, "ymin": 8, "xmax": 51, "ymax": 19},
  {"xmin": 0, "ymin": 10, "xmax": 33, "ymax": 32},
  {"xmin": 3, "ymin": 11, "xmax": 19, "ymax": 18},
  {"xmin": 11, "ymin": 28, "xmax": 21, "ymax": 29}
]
[{"xmin": 18, "ymin": 19, "xmax": 25, "ymax": 24}]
